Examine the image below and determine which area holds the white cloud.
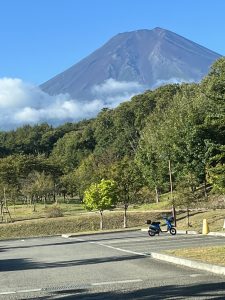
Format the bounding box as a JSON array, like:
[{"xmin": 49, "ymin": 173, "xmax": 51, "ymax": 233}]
[
  {"xmin": 0, "ymin": 77, "xmax": 145, "ymax": 131},
  {"xmin": 152, "ymin": 77, "xmax": 195, "ymax": 89},
  {"xmin": 92, "ymin": 78, "xmax": 145, "ymax": 98}
]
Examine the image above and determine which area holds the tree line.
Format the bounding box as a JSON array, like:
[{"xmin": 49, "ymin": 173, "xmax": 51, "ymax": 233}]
[{"xmin": 0, "ymin": 58, "xmax": 224, "ymax": 224}]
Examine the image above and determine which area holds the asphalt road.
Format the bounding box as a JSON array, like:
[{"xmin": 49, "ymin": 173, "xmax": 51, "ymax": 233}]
[{"xmin": 0, "ymin": 231, "xmax": 225, "ymax": 299}]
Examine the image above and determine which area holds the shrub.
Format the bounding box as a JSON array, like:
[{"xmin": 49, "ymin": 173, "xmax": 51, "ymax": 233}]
[{"xmin": 45, "ymin": 206, "xmax": 64, "ymax": 218}]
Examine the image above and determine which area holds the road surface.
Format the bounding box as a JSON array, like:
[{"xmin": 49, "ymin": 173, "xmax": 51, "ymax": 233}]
[{"xmin": 0, "ymin": 231, "xmax": 225, "ymax": 299}]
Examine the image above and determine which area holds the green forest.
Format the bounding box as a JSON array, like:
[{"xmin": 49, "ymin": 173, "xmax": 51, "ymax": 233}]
[{"xmin": 0, "ymin": 57, "xmax": 224, "ymax": 223}]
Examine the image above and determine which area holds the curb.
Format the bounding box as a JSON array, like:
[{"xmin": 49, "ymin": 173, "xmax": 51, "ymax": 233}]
[
  {"xmin": 141, "ymin": 228, "xmax": 199, "ymax": 235},
  {"xmin": 177, "ymin": 230, "xmax": 199, "ymax": 234},
  {"xmin": 208, "ymin": 232, "xmax": 225, "ymax": 237},
  {"xmin": 62, "ymin": 228, "xmax": 140, "ymax": 238},
  {"xmin": 151, "ymin": 252, "xmax": 225, "ymax": 276}
]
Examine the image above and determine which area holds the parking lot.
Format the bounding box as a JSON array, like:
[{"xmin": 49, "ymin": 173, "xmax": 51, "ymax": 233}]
[{"xmin": 0, "ymin": 231, "xmax": 225, "ymax": 299}]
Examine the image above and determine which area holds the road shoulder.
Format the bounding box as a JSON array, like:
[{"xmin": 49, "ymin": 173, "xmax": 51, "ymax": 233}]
[{"xmin": 151, "ymin": 252, "xmax": 225, "ymax": 276}]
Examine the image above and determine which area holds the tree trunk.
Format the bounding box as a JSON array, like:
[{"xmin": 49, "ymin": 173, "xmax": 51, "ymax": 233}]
[
  {"xmin": 155, "ymin": 186, "xmax": 159, "ymax": 203},
  {"xmin": 99, "ymin": 211, "xmax": 103, "ymax": 230},
  {"xmin": 33, "ymin": 197, "xmax": 36, "ymax": 212},
  {"xmin": 169, "ymin": 159, "xmax": 173, "ymax": 201},
  {"xmin": 187, "ymin": 207, "xmax": 190, "ymax": 227},
  {"xmin": 204, "ymin": 179, "xmax": 208, "ymax": 198},
  {"xmin": 3, "ymin": 187, "xmax": 7, "ymax": 207},
  {"xmin": 124, "ymin": 205, "xmax": 128, "ymax": 228},
  {"xmin": 53, "ymin": 183, "xmax": 57, "ymax": 204}
]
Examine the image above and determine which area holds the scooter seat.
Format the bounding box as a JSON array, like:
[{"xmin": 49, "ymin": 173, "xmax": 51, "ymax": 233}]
[{"xmin": 151, "ymin": 221, "xmax": 160, "ymax": 225}]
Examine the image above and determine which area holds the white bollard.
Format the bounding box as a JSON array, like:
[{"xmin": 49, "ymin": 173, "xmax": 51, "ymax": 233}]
[{"xmin": 223, "ymin": 220, "xmax": 225, "ymax": 230}]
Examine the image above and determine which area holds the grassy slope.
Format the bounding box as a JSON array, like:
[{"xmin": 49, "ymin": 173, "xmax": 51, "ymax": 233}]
[
  {"xmin": 1, "ymin": 200, "xmax": 225, "ymax": 239},
  {"xmin": 0, "ymin": 211, "xmax": 163, "ymax": 240},
  {"xmin": 1, "ymin": 209, "xmax": 225, "ymax": 239}
]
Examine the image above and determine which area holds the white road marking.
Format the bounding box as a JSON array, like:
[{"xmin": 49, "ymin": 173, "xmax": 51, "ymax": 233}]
[
  {"xmin": 100, "ymin": 238, "xmax": 152, "ymax": 244},
  {"xmin": 190, "ymin": 274, "xmax": 202, "ymax": 277},
  {"xmin": 91, "ymin": 241, "xmax": 150, "ymax": 256},
  {"xmin": 18, "ymin": 289, "xmax": 42, "ymax": 293},
  {"xmin": 0, "ymin": 292, "xmax": 16, "ymax": 295},
  {"xmin": 92, "ymin": 279, "xmax": 142, "ymax": 286},
  {"xmin": 0, "ymin": 289, "xmax": 41, "ymax": 295},
  {"xmin": 71, "ymin": 237, "xmax": 149, "ymax": 256}
]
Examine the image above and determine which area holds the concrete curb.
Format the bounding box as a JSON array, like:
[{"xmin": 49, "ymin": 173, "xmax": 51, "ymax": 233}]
[
  {"xmin": 176, "ymin": 230, "xmax": 199, "ymax": 234},
  {"xmin": 62, "ymin": 228, "xmax": 140, "ymax": 238},
  {"xmin": 151, "ymin": 252, "xmax": 225, "ymax": 276},
  {"xmin": 208, "ymin": 232, "xmax": 225, "ymax": 237},
  {"xmin": 141, "ymin": 228, "xmax": 149, "ymax": 232},
  {"xmin": 141, "ymin": 228, "xmax": 199, "ymax": 235},
  {"xmin": 62, "ymin": 228, "xmax": 225, "ymax": 238}
]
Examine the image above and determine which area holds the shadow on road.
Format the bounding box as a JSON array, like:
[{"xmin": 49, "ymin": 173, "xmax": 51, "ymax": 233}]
[
  {"xmin": 0, "ymin": 246, "xmax": 7, "ymax": 252},
  {"xmin": 0, "ymin": 238, "xmax": 87, "ymax": 252},
  {"xmin": 0, "ymin": 233, "xmax": 145, "ymax": 251},
  {"xmin": 0, "ymin": 254, "xmax": 146, "ymax": 272},
  {"xmin": 20, "ymin": 282, "xmax": 225, "ymax": 300}
]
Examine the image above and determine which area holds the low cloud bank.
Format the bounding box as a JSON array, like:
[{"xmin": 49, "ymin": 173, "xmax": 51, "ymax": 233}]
[
  {"xmin": 1, "ymin": 77, "xmax": 190, "ymax": 130},
  {"xmin": 92, "ymin": 78, "xmax": 144, "ymax": 98},
  {"xmin": 0, "ymin": 78, "xmax": 145, "ymax": 130},
  {"xmin": 151, "ymin": 77, "xmax": 195, "ymax": 89}
]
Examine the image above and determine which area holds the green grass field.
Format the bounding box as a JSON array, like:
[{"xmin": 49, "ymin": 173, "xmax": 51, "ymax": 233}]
[
  {"xmin": 1, "ymin": 199, "xmax": 224, "ymax": 240},
  {"xmin": 0, "ymin": 202, "xmax": 225, "ymax": 239},
  {"xmin": 0, "ymin": 211, "xmax": 163, "ymax": 240}
]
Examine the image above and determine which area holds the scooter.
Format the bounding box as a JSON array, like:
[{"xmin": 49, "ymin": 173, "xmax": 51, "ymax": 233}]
[{"xmin": 147, "ymin": 216, "xmax": 176, "ymax": 236}]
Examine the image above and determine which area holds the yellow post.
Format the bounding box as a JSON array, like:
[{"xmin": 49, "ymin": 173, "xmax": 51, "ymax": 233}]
[{"xmin": 202, "ymin": 219, "xmax": 209, "ymax": 235}]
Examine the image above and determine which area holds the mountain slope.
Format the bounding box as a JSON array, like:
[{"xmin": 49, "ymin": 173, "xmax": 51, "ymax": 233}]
[{"xmin": 40, "ymin": 27, "xmax": 221, "ymax": 101}]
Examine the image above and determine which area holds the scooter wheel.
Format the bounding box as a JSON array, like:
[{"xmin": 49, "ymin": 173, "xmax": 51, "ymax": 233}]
[
  {"xmin": 170, "ymin": 228, "xmax": 176, "ymax": 235},
  {"xmin": 148, "ymin": 230, "xmax": 155, "ymax": 237}
]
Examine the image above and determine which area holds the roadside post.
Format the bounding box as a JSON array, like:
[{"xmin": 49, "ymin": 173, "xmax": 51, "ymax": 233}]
[{"xmin": 202, "ymin": 219, "xmax": 209, "ymax": 234}]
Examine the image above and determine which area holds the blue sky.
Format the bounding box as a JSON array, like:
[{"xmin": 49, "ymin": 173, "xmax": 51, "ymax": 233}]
[
  {"xmin": 0, "ymin": 0, "xmax": 224, "ymax": 85},
  {"xmin": 0, "ymin": 0, "xmax": 224, "ymax": 130}
]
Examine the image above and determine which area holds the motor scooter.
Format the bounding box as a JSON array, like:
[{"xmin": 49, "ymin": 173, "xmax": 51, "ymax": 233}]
[{"xmin": 147, "ymin": 216, "xmax": 176, "ymax": 236}]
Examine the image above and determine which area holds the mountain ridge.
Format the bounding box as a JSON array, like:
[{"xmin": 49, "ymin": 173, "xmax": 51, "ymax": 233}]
[{"xmin": 40, "ymin": 27, "xmax": 221, "ymax": 101}]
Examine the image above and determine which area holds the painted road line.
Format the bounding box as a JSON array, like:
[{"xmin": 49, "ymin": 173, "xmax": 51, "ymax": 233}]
[
  {"xmin": 190, "ymin": 274, "xmax": 202, "ymax": 277},
  {"xmin": 97, "ymin": 238, "xmax": 151, "ymax": 244},
  {"xmin": 0, "ymin": 292, "xmax": 16, "ymax": 295},
  {"xmin": 17, "ymin": 289, "xmax": 42, "ymax": 293},
  {"xmin": 92, "ymin": 279, "xmax": 143, "ymax": 286},
  {"xmin": 71, "ymin": 237, "xmax": 150, "ymax": 256},
  {"xmin": 0, "ymin": 288, "xmax": 41, "ymax": 295},
  {"xmin": 92, "ymin": 241, "xmax": 150, "ymax": 256}
]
